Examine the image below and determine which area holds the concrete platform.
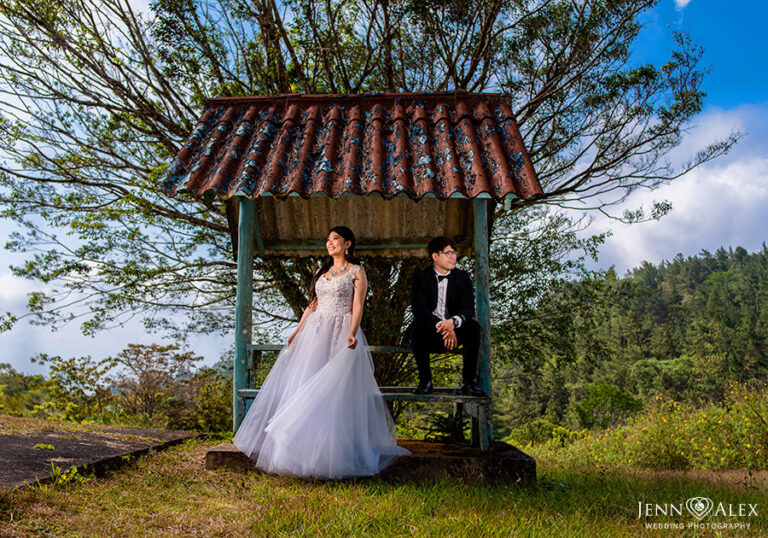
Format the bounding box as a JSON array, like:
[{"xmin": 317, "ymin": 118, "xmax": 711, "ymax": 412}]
[
  {"xmin": 206, "ymin": 440, "xmax": 536, "ymax": 487},
  {"xmin": 0, "ymin": 427, "xmax": 196, "ymax": 489}
]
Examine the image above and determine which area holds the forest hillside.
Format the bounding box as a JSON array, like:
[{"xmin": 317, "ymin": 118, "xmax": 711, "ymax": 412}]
[{"xmin": 495, "ymin": 243, "xmax": 768, "ymax": 436}]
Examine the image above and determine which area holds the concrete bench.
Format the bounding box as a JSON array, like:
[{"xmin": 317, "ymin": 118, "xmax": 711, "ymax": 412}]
[{"xmin": 239, "ymin": 344, "xmax": 493, "ymax": 451}]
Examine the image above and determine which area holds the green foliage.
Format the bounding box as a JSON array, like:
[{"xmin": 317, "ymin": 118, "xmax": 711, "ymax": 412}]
[
  {"xmin": 107, "ymin": 343, "xmax": 201, "ymax": 421},
  {"xmin": 530, "ymin": 382, "xmax": 768, "ymax": 471},
  {"xmin": 165, "ymin": 367, "xmax": 233, "ymax": 433},
  {"xmin": 421, "ymin": 408, "xmax": 468, "ymax": 442},
  {"xmin": 192, "ymin": 370, "xmax": 232, "ymax": 433},
  {"xmin": 0, "ymin": 0, "xmax": 735, "ymax": 370},
  {"xmin": 628, "ymin": 356, "xmax": 694, "ymax": 400},
  {"xmin": 29, "ymin": 354, "xmax": 114, "ymax": 422},
  {"xmin": 496, "ymin": 243, "xmax": 768, "ymax": 434},
  {"xmin": 14, "ymin": 344, "xmax": 232, "ymax": 433},
  {"xmin": 551, "ymin": 425, "xmax": 580, "ymax": 447},
  {"xmin": 504, "ymin": 418, "xmax": 567, "ymax": 446},
  {"xmin": 0, "ymin": 363, "xmax": 53, "ymax": 415},
  {"xmin": 33, "ymin": 443, "xmax": 54, "ymax": 450},
  {"xmin": 572, "ymin": 384, "xmax": 643, "ymax": 430},
  {"xmin": 49, "ymin": 462, "xmax": 83, "ymax": 487}
]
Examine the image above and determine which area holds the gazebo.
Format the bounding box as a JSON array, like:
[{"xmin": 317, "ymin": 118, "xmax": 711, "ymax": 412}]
[{"xmin": 161, "ymin": 91, "xmax": 543, "ymax": 453}]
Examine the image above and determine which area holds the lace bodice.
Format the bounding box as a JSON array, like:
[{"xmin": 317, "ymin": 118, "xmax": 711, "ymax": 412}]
[{"xmin": 314, "ymin": 265, "xmax": 362, "ymax": 318}]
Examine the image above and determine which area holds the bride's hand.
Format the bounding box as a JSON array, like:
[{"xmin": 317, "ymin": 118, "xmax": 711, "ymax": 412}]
[
  {"xmin": 287, "ymin": 331, "xmax": 297, "ymax": 347},
  {"xmin": 347, "ymin": 333, "xmax": 358, "ymax": 349}
]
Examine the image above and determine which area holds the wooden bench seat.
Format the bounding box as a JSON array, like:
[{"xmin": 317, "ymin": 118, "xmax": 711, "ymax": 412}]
[{"xmin": 239, "ymin": 344, "xmax": 493, "ymax": 450}]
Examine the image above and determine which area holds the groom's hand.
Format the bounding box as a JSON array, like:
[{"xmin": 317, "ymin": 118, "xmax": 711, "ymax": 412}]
[
  {"xmin": 435, "ymin": 319, "xmax": 455, "ymax": 335},
  {"xmin": 442, "ymin": 330, "xmax": 458, "ymax": 350},
  {"xmin": 436, "ymin": 320, "xmax": 457, "ymax": 349}
]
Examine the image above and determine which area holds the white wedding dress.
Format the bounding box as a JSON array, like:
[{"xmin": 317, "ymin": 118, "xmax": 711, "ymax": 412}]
[{"xmin": 233, "ymin": 265, "xmax": 410, "ymax": 479}]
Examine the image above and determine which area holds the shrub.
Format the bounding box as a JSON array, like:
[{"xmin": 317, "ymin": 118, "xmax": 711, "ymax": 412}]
[
  {"xmin": 29, "ymin": 355, "xmax": 114, "ymax": 421},
  {"xmin": 628, "ymin": 356, "xmax": 695, "ymax": 400},
  {"xmin": 528, "ymin": 382, "xmax": 768, "ymax": 471},
  {"xmin": 0, "ymin": 363, "xmax": 53, "ymax": 416},
  {"xmin": 573, "ymin": 383, "xmax": 643, "ymax": 429},
  {"xmin": 504, "ymin": 418, "xmax": 564, "ymax": 446},
  {"xmin": 193, "ymin": 372, "xmax": 232, "ymax": 433}
]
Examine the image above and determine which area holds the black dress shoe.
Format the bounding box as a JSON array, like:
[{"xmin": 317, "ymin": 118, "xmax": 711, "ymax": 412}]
[
  {"xmin": 460, "ymin": 383, "xmax": 486, "ymax": 397},
  {"xmin": 413, "ymin": 381, "xmax": 433, "ymax": 395}
]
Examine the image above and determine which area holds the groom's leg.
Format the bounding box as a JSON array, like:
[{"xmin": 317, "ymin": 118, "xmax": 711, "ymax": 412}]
[
  {"xmin": 456, "ymin": 319, "xmax": 480, "ymax": 384},
  {"xmin": 411, "ymin": 315, "xmax": 443, "ymax": 384}
]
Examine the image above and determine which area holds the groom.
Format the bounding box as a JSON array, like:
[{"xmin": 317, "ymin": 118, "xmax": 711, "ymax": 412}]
[{"xmin": 406, "ymin": 236, "xmax": 486, "ymax": 397}]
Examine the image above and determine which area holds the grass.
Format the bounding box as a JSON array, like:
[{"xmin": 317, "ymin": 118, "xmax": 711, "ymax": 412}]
[
  {"xmin": 0, "ymin": 415, "xmax": 184, "ymax": 445},
  {"xmin": 1, "ymin": 438, "xmax": 767, "ymax": 537},
  {"xmin": 0, "ymin": 415, "xmax": 125, "ymax": 435}
]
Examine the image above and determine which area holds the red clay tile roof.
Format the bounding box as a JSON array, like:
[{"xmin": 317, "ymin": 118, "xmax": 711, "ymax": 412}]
[{"xmin": 161, "ymin": 91, "xmax": 543, "ymax": 201}]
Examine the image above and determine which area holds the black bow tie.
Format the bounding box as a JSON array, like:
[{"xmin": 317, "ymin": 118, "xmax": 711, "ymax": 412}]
[{"xmin": 437, "ymin": 274, "xmax": 449, "ymax": 282}]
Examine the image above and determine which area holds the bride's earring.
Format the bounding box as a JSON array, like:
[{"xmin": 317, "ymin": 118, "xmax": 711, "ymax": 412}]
[{"xmin": 345, "ymin": 248, "xmax": 349, "ymax": 255}]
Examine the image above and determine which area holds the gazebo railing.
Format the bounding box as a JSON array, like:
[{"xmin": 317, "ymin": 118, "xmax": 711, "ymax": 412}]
[{"xmin": 238, "ymin": 343, "xmax": 493, "ymax": 451}]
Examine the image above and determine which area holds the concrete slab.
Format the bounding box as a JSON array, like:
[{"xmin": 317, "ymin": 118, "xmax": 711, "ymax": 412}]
[
  {"xmin": 381, "ymin": 440, "xmax": 536, "ymax": 487},
  {"xmin": 205, "ymin": 439, "xmax": 536, "ymax": 486},
  {"xmin": 0, "ymin": 427, "xmax": 195, "ymax": 489},
  {"xmin": 205, "ymin": 442, "xmax": 257, "ymax": 472}
]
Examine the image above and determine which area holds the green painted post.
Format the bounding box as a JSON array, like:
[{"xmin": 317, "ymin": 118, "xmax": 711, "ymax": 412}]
[
  {"xmin": 473, "ymin": 198, "xmax": 493, "ymax": 448},
  {"xmin": 233, "ymin": 197, "xmax": 256, "ymax": 433}
]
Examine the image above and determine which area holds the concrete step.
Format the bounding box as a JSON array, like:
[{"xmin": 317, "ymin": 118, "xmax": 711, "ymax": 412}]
[{"xmin": 206, "ymin": 440, "xmax": 536, "ymax": 486}]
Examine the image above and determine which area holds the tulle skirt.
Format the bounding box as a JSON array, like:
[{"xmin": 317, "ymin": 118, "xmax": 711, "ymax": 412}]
[{"xmin": 233, "ymin": 310, "xmax": 410, "ymax": 479}]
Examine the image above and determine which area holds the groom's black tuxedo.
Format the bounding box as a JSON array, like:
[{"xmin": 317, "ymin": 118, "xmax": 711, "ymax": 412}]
[
  {"xmin": 406, "ymin": 267, "xmax": 480, "ymax": 385},
  {"xmin": 410, "ymin": 267, "xmax": 476, "ymax": 325}
]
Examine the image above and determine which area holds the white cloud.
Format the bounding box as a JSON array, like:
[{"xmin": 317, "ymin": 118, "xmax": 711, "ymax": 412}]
[
  {"xmin": 592, "ymin": 158, "xmax": 768, "ymax": 273},
  {"xmin": 0, "ymin": 219, "xmax": 232, "ymax": 375},
  {"xmin": 128, "ymin": 0, "xmax": 152, "ymax": 15},
  {"xmin": 0, "ymin": 273, "xmax": 40, "ymax": 308},
  {"xmin": 0, "ymin": 270, "xmax": 50, "ymax": 333},
  {"xmin": 0, "ymin": 315, "xmax": 232, "ymax": 376},
  {"xmin": 674, "ymin": 0, "xmax": 693, "ymax": 9},
  {"xmin": 583, "ymin": 102, "xmax": 768, "ymax": 274}
]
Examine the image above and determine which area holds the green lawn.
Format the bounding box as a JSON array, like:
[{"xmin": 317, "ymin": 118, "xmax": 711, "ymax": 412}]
[{"xmin": 2, "ymin": 438, "xmax": 766, "ymax": 537}]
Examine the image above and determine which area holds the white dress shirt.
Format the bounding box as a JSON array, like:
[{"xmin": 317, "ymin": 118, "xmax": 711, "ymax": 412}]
[{"xmin": 432, "ymin": 270, "xmax": 463, "ymax": 327}]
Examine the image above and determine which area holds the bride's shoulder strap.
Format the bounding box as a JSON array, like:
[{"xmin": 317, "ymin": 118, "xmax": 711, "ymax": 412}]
[{"xmin": 349, "ymin": 264, "xmax": 365, "ymax": 278}]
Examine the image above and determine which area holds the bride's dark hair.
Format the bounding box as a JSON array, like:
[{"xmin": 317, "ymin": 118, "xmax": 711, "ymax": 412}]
[{"xmin": 308, "ymin": 226, "xmax": 359, "ymax": 304}]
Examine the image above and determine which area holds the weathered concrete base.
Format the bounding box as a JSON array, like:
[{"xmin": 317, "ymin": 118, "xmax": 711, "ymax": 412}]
[
  {"xmin": 1, "ymin": 427, "xmax": 196, "ymax": 490},
  {"xmin": 206, "ymin": 439, "xmax": 536, "ymax": 487},
  {"xmin": 381, "ymin": 440, "xmax": 536, "ymax": 487},
  {"xmin": 205, "ymin": 442, "xmax": 258, "ymax": 472}
]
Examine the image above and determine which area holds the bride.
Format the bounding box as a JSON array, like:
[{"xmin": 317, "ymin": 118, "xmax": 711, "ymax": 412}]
[{"xmin": 233, "ymin": 226, "xmax": 410, "ymax": 479}]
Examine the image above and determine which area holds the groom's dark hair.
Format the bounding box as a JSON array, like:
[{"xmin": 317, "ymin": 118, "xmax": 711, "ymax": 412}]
[{"xmin": 427, "ymin": 236, "xmax": 457, "ymax": 256}]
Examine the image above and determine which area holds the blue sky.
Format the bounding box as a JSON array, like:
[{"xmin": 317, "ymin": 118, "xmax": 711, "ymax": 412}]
[
  {"xmin": 583, "ymin": 0, "xmax": 768, "ymax": 273},
  {"xmin": 635, "ymin": 0, "xmax": 768, "ymax": 108},
  {"xmin": 2, "ymin": 0, "xmax": 767, "ymax": 374}
]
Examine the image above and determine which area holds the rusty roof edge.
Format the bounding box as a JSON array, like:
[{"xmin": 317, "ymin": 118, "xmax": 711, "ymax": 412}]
[
  {"xmin": 203, "ymin": 91, "xmax": 512, "ymax": 109},
  {"xmin": 175, "ymin": 185, "xmax": 524, "ymax": 202}
]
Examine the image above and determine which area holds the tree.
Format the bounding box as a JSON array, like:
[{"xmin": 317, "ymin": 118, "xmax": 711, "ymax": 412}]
[
  {"xmin": 30, "ymin": 353, "xmax": 115, "ymax": 421},
  {"xmin": 494, "ymin": 243, "xmax": 768, "ymax": 432},
  {"xmin": 21, "ymin": 344, "xmax": 232, "ymax": 429},
  {"xmin": 0, "ymin": 0, "xmax": 736, "ymax": 382},
  {"xmin": 0, "ymin": 362, "xmax": 54, "ymax": 415},
  {"xmin": 106, "ymin": 343, "xmax": 201, "ymax": 419},
  {"xmin": 488, "ymin": 203, "xmax": 642, "ymax": 427},
  {"xmin": 572, "ymin": 383, "xmax": 643, "ymax": 429}
]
